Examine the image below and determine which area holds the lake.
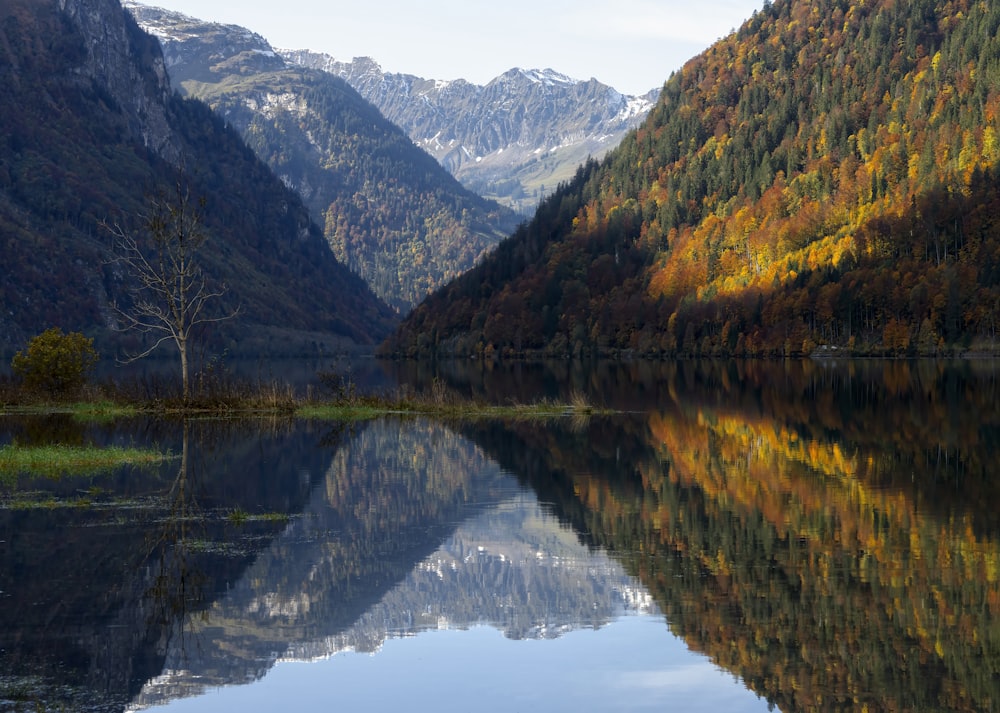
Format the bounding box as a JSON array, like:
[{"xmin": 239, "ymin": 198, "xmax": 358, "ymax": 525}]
[{"xmin": 1, "ymin": 359, "xmax": 998, "ymax": 712}]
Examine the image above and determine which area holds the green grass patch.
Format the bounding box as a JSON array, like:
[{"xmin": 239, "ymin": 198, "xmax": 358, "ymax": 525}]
[
  {"xmin": 68, "ymin": 401, "xmax": 140, "ymax": 421},
  {"xmin": 259, "ymin": 511, "xmax": 290, "ymax": 523},
  {"xmin": 2, "ymin": 377, "xmax": 612, "ymax": 421},
  {"xmin": 226, "ymin": 507, "xmax": 289, "ymax": 525},
  {"xmin": 0, "ymin": 443, "xmax": 171, "ymax": 479},
  {"xmin": 226, "ymin": 506, "xmax": 249, "ymax": 525},
  {"xmin": 1, "ymin": 400, "xmax": 139, "ymax": 421}
]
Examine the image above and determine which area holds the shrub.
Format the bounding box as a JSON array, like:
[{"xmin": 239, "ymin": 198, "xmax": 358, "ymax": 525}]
[{"xmin": 11, "ymin": 327, "xmax": 99, "ymax": 397}]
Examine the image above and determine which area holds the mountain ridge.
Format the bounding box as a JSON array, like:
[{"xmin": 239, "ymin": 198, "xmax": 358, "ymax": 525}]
[
  {"xmin": 281, "ymin": 50, "xmax": 659, "ymax": 213},
  {"xmin": 127, "ymin": 2, "xmax": 520, "ymax": 312}
]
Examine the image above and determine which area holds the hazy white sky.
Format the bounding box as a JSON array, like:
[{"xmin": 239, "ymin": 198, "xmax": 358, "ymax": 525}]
[{"xmin": 142, "ymin": 1, "xmax": 764, "ymax": 95}]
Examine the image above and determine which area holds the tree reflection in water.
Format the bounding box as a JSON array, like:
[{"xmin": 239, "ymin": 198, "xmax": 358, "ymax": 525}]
[
  {"xmin": 143, "ymin": 420, "xmax": 208, "ymax": 665},
  {"xmin": 0, "ymin": 416, "xmax": 326, "ymax": 710},
  {"xmin": 452, "ymin": 360, "xmax": 1000, "ymax": 713}
]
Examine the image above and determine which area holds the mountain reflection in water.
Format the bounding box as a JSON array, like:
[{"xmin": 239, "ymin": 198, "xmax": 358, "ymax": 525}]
[
  {"xmin": 129, "ymin": 419, "xmax": 675, "ymax": 710},
  {"xmin": 451, "ymin": 360, "xmax": 1000, "ymax": 713}
]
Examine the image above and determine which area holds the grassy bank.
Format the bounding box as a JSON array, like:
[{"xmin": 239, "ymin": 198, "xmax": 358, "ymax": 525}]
[{"xmin": 1, "ymin": 396, "xmax": 598, "ymax": 420}]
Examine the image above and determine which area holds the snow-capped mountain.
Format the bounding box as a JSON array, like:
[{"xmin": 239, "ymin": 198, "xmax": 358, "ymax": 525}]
[
  {"xmin": 131, "ymin": 2, "xmax": 285, "ymax": 77},
  {"xmin": 282, "ymin": 52, "xmax": 660, "ymax": 213}
]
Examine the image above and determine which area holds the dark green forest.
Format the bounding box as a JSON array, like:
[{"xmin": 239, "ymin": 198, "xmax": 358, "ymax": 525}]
[{"xmin": 385, "ymin": 0, "xmax": 1000, "ymax": 358}]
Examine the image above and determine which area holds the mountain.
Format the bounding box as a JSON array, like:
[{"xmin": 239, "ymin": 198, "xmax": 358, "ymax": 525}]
[
  {"xmin": 126, "ymin": 4, "xmax": 520, "ymax": 313},
  {"xmin": 282, "ymin": 51, "xmax": 659, "ymax": 214},
  {"xmin": 0, "ymin": 0, "xmax": 396, "ymax": 358},
  {"xmin": 384, "ymin": 0, "xmax": 1000, "ymax": 358}
]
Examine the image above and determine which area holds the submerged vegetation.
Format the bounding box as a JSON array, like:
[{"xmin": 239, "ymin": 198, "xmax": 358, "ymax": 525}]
[
  {"xmin": 0, "ymin": 443, "xmax": 170, "ymax": 480},
  {"xmin": 226, "ymin": 507, "xmax": 289, "ymax": 525}
]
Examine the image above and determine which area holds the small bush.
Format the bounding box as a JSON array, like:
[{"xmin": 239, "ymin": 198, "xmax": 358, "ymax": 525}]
[{"xmin": 11, "ymin": 327, "xmax": 98, "ymax": 398}]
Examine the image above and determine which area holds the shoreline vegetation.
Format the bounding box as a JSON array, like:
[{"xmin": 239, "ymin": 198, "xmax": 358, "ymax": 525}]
[
  {"xmin": 0, "ymin": 368, "xmax": 602, "ymax": 422},
  {"xmin": 0, "ymin": 367, "xmax": 600, "ymax": 481}
]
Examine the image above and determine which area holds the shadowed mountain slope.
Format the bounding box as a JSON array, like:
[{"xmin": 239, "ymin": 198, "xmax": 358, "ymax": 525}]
[
  {"xmin": 0, "ymin": 0, "xmax": 397, "ymax": 357},
  {"xmin": 127, "ymin": 3, "xmax": 521, "ymax": 313}
]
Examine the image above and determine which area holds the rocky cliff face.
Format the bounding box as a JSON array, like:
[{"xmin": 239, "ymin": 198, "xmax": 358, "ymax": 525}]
[
  {"xmin": 57, "ymin": 0, "xmax": 175, "ymax": 158},
  {"xmin": 127, "ymin": 2, "xmax": 285, "ymax": 80},
  {"xmin": 283, "ymin": 52, "xmax": 659, "ymax": 213}
]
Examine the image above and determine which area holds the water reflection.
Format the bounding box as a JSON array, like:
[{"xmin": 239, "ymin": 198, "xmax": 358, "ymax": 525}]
[
  {"xmin": 454, "ymin": 360, "xmax": 1000, "ymax": 712},
  {"xmin": 2, "ymin": 360, "xmax": 999, "ymax": 712},
  {"xmin": 0, "ymin": 417, "xmax": 334, "ymax": 711}
]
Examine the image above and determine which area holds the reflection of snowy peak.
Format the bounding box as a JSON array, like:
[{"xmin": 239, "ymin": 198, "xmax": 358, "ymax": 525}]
[
  {"xmin": 282, "ymin": 52, "xmax": 659, "ymax": 213},
  {"xmin": 129, "ymin": 420, "xmax": 657, "ymax": 709},
  {"xmin": 287, "ymin": 493, "xmax": 658, "ymax": 662}
]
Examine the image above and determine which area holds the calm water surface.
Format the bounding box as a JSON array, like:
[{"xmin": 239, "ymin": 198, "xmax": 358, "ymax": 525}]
[{"xmin": 1, "ymin": 359, "xmax": 998, "ymax": 712}]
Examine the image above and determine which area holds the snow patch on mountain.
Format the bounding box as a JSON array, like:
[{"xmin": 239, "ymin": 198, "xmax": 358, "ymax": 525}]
[{"xmin": 519, "ymin": 67, "xmax": 578, "ymax": 86}]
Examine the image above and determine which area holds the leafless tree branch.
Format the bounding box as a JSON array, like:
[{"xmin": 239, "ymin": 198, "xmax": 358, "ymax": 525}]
[{"xmin": 103, "ymin": 180, "xmax": 240, "ymax": 400}]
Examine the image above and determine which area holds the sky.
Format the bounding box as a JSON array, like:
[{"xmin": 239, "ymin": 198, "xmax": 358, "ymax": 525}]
[{"xmin": 140, "ymin": 0, "xmax": 765, "ymax": 96}]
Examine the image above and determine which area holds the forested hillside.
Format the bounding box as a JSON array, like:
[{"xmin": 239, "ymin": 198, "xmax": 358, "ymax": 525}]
[
  {"xmin": 385, "ymin": 0, "xmax": 1000, "ymax": 357},
  {"xmin": 203, "ymin": 72, "xmax": 516, "ymax": 312},
  {"xmin": 0, "ymin": 0, "xmax": 396, "ymax": 357},
  {"xmin": 128, "ymin": 4, "xmax": 519, "ymax": 313}
]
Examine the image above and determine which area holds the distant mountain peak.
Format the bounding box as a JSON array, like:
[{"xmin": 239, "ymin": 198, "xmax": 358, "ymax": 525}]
[
  {"xmin": 282, "ymin": 50, "xmax": 658, "ymax": 213},
  {"xmin": 506, "ymin": 67, "xmax": 579, "ymax": 87},
  {"xmin": 123, "ymin": 2, "xmax": 284, "ymax": 75}
]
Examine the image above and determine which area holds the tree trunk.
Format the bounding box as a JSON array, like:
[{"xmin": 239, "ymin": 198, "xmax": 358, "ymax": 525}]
[{"xmin": 179, "ymin": 337, "xmax": 189, "ymax": 402}]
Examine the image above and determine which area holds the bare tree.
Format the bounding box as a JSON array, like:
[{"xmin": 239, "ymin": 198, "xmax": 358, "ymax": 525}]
[{"xmin": 106, "ymin": 182, "xmax": 239, "ymax": 401}]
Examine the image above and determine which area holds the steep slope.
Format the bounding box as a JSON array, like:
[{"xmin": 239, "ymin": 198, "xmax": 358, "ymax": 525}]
[
  {"xmin": 385, "ymin": 0, "xmax": 1000, "ymax": 358},
  {"xmin": 283, "ymin": 52, "xmax": 658, "ymax": 214},
  {"xmin": 0, "ymin": 0, "xmax": 396, "ymax": 357},
  {"xmin": 127, "ymin": 4, "xmax": 520, "ymax": 313}
]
